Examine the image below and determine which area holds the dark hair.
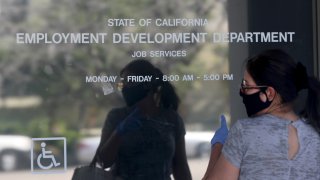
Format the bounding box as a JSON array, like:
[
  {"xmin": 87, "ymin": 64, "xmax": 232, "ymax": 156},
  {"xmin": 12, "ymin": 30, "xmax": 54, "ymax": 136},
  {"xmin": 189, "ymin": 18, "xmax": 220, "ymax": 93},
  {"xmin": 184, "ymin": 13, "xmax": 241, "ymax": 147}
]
[
  {"xmin": 246, "ymin": 49, "xmax": 320, "ymax": 134},
  {"xmin": 120, "ymin": 59, "xmax": 180, "ymax": 111}
]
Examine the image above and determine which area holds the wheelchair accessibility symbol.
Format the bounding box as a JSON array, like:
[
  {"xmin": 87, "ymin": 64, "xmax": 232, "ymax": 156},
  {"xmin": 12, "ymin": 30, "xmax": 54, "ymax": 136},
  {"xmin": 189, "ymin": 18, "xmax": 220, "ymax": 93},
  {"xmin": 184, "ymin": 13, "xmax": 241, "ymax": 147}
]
[
  {"xmin": 31, "ymin": 137, "xmax": 67, "ymax": 174},
  {"xmin": 37, "ymin": 142, "xmax": 61, "ymax": 169}
]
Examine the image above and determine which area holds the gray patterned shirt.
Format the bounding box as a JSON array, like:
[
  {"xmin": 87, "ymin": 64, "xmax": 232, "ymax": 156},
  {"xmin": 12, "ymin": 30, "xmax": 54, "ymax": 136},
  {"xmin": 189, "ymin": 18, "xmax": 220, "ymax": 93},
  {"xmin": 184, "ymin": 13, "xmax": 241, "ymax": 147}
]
[{"xmin": 222, "ymin": 114, "xmax": 320, "ymax": 180}]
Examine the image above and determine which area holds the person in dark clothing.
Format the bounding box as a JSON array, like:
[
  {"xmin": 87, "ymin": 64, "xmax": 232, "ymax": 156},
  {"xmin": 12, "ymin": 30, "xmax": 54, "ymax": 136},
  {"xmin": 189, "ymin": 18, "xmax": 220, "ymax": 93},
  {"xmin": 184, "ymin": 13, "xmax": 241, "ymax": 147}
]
[{"xmin": 95, "ymin": 59, "xmax": 192, "ymax": 180}]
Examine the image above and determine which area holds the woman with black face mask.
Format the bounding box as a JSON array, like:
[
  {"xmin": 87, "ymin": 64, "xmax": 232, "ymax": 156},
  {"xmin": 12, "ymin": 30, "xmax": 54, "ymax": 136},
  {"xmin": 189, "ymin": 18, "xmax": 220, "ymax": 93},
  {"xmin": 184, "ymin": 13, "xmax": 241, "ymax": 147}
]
[
  {"xmin": 93, "ymin": 59, "xmax": 192, "ymax": 180},
  {"xmin": 203, "ymin": 49, "xmax": 320, "ymax": 180}
]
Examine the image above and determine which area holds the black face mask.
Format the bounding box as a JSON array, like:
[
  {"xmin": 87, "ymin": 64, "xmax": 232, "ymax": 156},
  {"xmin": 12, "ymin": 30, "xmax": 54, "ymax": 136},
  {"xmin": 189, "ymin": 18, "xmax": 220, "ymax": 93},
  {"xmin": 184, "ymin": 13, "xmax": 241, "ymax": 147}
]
[
  {"xmin": 122, "ymin": 83, "xmax": 149, "ymax": 107},
  {"xmin": 239, "ymin": 90, "xmax": 272, "ymax": 117}
]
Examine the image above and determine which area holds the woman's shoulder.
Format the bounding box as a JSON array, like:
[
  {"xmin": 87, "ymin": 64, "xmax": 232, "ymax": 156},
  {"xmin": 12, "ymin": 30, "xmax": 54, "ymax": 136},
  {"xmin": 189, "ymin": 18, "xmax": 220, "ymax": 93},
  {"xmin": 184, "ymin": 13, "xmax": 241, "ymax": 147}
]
[
  {"xmin": 108, "ymin": 106, "xmax": 130, "ymax": 116},
  {"xmin": 233, "ymin": 115, "xmax": 263, "ymax": 127},
  {"xmin": 104, "ymin": 107, "xmax": 130, "ymax": 125},
  {"xmin": 236, "ymin": 114, "xmax": 280, "ymax": 125},
  {"xmin": 160, "ymin": 108, "xmax": 182, "ymax": 121},
  {"xmin": 161, "ymin": 109, "xmax": 186, "ymax": 135},
  {"xmin": 230, "ymin": 114, "xmax": 278, "ymax": 134},
  {"xmin": 157, "ymin": 108, "xmax": 185, "ymax": 130}
]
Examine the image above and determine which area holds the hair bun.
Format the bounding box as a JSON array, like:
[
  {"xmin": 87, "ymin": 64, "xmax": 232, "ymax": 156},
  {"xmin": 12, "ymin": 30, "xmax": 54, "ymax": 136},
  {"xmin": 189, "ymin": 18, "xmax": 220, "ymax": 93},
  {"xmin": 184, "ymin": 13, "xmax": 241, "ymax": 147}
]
[{"xmin": 295, "ymin": 62, "xmax": 309, "ymax": 91}]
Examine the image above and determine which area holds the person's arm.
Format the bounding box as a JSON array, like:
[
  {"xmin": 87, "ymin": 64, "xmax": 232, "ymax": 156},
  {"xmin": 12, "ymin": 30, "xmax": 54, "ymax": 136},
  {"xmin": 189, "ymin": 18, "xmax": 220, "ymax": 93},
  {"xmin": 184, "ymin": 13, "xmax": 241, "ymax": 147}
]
[
  {"xmin": 98, "ymin": 108, "xmax": 142, "ymax": 167},
  {"xmin": 202, "ymin": 143, "xmax": 223, "ymax": 180},
  {"xmin": 205, "ymin": 119, "xmax": 244, "ymax": 180},
  {"xmin": 206, "ymin": 154, "xmax": 240, "ymax": 180},
  {"xmin": 99, "ymin": 130, "xmax": 123, "ymax": 167},
  {"xmin": 172, "ymin": 132, "xmax": 192, "ymax": 180},
  {"xmin": 93, "ymin": 109, "xmax": 121, "ymax": 167},
  {"xmin": 172, "ymin": 114, "xmax": 192, "ymax": 180},
  {"xmin": 202, "ymin": 115, "xmax": 229, "ymax": 180}
]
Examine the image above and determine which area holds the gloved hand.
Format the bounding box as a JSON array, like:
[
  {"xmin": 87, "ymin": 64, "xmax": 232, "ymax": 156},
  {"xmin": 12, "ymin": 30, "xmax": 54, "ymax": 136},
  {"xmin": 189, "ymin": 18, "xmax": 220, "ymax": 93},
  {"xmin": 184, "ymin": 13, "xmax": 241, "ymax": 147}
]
[
  {"xmin": 210, "ymin": 115, "xmax": 229, "ymax": 146},
  {"xmin": 116, "ymin": 108, "xmax": 143, "ymax": 135}
]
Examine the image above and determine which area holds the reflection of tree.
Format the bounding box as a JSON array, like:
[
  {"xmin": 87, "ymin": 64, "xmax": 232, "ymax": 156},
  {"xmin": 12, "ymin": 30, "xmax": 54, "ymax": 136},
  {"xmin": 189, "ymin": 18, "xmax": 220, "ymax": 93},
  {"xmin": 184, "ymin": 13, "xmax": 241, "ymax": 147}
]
[{"xmin": 0, "ymin": 0, "xmax": 229, "ymax": 138}]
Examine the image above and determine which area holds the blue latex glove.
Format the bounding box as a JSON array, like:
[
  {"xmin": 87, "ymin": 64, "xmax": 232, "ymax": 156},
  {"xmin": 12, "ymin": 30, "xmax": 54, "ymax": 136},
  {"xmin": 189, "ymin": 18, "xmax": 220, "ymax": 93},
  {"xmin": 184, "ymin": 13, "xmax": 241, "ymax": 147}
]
[
  {"xmin": 116, "ymin": 108, "xmax": 142, "ymax": 135},
  {"xmin": 210, "ymin": 115, "xmax": 229, "ymax": 146}
]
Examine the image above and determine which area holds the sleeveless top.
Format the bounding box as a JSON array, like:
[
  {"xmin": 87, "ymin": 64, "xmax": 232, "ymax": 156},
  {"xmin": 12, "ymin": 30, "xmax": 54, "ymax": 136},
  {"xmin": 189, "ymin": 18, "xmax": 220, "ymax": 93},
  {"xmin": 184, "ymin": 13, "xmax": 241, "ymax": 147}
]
[{"xmin": 100, "ymin": 107, "xmax": 185, "ymax": 180}]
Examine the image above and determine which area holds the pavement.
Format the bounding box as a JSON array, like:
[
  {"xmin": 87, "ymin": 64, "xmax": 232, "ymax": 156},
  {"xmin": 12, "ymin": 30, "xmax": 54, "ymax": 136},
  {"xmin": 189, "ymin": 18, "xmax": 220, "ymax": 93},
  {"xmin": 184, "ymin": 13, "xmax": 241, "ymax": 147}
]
[{"xmin": 0, "ymin": 157, "xmax": 209, "ymax": 180}]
